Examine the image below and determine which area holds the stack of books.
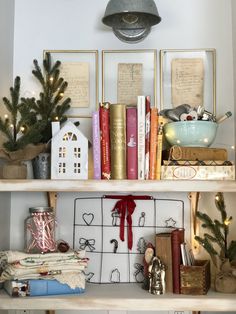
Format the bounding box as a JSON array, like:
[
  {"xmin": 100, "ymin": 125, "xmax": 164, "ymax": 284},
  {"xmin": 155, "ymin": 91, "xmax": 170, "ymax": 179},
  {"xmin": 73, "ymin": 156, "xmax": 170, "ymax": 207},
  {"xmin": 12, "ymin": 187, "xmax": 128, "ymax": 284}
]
[
  {"xmin": 155, "ymin": 230, "xmax": 211, "ymax": 295},
  {"xmin": 155, "ymin": 229, "xmax": 194, "ymax": 294},
  {"xmin": 161, "ymin": 146, "xmax": 235, "ymax": 180},
  {"xmin": 92, "ymin": 97, "xmax": 164, "ymax": 180}
]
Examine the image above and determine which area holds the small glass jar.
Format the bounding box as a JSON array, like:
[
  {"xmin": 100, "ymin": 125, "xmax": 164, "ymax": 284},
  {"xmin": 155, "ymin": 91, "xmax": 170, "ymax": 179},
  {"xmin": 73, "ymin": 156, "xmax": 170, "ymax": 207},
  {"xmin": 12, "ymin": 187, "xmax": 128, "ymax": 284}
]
[{"xmin": 25, "ymin": 206, "xmax": 57, "ymax": 254}]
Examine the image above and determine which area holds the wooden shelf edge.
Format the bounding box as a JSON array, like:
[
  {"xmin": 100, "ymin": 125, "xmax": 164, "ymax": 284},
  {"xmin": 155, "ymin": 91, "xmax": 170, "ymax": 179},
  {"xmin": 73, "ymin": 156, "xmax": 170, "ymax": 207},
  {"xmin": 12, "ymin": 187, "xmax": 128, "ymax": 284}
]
[
  {"xmin": 0, "ymin": 284, "xmax": 236, "ymax": 311},
  {"xmin": 0, "ymin": 179, "xmax": 236, "ymax": 192}
]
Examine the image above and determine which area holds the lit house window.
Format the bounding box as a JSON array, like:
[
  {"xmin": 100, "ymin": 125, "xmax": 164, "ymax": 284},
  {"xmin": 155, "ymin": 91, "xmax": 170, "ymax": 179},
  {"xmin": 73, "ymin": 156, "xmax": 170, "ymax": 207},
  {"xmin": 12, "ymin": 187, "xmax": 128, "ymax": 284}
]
[
  {"xmin": 74, "ymin": 163, "xmax": 81, "ymax": 173},
  {"xmin": 59, "ymin": 147, "xmax": 66, "ymax": 158},
  {"xmin": 74, "ymin": 147, "xmax": 81, "ymax": 158},
  {"xmin": 59, "ymin": 162, "xmax": 66, "ymax": 173},
  {"xmin": 63, "ymin": 132, "xmax": 77, "ymax": 141}
]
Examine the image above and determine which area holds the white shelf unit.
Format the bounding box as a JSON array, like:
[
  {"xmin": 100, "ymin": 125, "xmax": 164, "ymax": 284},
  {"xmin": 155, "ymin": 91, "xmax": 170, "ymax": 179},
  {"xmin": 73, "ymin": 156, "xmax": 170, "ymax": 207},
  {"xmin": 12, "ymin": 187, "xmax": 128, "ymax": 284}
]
[
  {"xmin": 1, "ymin": 283, "xmax": 236, "ymax": 312},
  {"xmin": 0, "ymin": 179, "xmax": 236, "ymax": 192},
  {"xmin": 0, "ymin": 180, "xmax": 236, "ymax": 311}
]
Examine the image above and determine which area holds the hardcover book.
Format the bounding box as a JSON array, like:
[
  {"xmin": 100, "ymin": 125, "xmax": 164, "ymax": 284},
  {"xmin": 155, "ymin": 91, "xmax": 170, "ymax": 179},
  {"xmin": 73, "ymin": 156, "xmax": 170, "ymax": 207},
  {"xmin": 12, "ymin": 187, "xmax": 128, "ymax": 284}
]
[
  {"xmin": 145, "ymin": 96, "xmax": 151, "ymax": 180},
  {"xmin": 110, "ymin": 104, "xmax": 127, "ymax": 179},
  {"xmin": 164, "ymin": 146, "xmax": 228, "ymax": 161},
  {"xmin": 155, "ymin": 119, "xmax": 164, "ymax": 180},
  {"xmin": 156, "ymin": 232, "xmax": 173, "ymax": 292},
  {"xmin": 100, "ymin": 102, "xmax": 111, "ymax": 180},
  {"xmin": 171, "ymin": 228, "xmax": 185, "ymax": 294},
  {"xmin": 137, "ymin": 96, "xmax": 146, "ymax": 180},
  {"xmin": 4, "ymin": 279, "xmax": 85, "ymax": 297},
  {"xmin": 92, "ymin": 111, "xmax": 101, "ymax": 179},
  {"xmin": 126, "ymin": 107, "xmax": 138, "ymax": 179},
  {"xmin": 149, "ymin": 108, "xmax": 158, "ymax": 180}
]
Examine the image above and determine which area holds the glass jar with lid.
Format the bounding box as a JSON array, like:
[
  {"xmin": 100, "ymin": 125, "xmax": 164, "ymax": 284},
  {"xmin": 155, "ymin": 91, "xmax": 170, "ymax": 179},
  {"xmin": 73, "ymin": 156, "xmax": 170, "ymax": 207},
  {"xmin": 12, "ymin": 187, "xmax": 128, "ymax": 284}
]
[{"xmin": 25, "ymin": 206, "xmax": 57, "ymax": 253}]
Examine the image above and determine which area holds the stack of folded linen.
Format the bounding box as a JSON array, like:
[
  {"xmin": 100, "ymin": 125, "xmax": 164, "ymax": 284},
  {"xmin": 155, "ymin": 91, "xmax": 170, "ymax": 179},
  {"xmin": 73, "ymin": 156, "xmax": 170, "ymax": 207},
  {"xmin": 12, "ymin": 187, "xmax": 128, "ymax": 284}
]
[{"xmin": 0, "ymin": 250, "xmax": 88, "ymax": 297}]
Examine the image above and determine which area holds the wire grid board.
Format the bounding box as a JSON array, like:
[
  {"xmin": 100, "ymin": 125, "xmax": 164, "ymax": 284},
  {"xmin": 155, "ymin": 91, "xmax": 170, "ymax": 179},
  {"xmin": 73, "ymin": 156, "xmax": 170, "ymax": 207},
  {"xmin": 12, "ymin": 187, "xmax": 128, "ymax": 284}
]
[{"xmin": 73, "ymin": 196, "xmax": 184, "ymax": 284}]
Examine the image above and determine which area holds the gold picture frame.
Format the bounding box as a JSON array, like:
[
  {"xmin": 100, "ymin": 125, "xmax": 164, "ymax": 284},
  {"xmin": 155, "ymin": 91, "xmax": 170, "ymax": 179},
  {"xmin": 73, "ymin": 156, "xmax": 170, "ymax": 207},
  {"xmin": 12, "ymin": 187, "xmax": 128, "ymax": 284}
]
[
  {"xmin": 102, "ymin": 49, "xmax": 157, "ymax": 107},
  {"xmin": 44, "ymin": 50, "xmax": 98, "ymax": 117},
  {"xmin": 160, "ymin": 49, "xmax": 216, "ymax": 114}
]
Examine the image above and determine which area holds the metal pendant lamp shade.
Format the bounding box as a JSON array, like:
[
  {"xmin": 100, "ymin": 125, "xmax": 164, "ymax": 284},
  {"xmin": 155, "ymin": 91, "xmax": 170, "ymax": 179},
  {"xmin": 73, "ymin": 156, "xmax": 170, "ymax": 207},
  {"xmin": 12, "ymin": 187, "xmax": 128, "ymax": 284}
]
[{"xmin": 102, "ymin": 0, "xmax": 161, "ymax": 43}]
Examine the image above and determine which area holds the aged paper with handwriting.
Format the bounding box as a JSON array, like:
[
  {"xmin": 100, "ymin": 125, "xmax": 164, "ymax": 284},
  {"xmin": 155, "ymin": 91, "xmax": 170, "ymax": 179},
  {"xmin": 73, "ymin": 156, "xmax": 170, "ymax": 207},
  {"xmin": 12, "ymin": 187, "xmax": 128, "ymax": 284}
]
[
  {"xmin": 117, "ymin": 63, "xmax": 143, "ymax": 105},
  {"xmin": 60, "ymin": 62, "xmax": 89, "ymax": 108},
  {"xmin": 171, "ymin": 58, "xmax": 204, "ymax": 107}
]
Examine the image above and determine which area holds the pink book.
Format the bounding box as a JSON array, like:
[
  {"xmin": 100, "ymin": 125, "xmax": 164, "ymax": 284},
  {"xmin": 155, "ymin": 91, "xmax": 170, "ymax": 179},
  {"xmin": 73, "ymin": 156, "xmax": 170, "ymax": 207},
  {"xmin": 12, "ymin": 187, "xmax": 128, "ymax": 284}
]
[
  {"xmin": 145, "ymin": 96, "xmax": 151, "ymax": 180},
  {"xmin": 92, "ymin": 111, "xmax": 101, "ymax": 179},
  {"xmin": 126, "ymin": 107, "xmax": 138, "ymax": 179}
]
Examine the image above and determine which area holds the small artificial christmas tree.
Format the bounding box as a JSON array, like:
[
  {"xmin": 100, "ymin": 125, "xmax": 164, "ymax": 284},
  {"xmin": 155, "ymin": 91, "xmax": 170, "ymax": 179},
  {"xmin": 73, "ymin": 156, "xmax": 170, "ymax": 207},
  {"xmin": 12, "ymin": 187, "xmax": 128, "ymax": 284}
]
[
  {"xmin": 21, "ymin": 52, "xmax": 71, "ymax": 143},
  {"xmin": 195, "ymin": 192, "xmax": 236, "ymax": 267},
  {"xmin": 0, "ymin": 76, "xmax": 45, "ymax": 152}
]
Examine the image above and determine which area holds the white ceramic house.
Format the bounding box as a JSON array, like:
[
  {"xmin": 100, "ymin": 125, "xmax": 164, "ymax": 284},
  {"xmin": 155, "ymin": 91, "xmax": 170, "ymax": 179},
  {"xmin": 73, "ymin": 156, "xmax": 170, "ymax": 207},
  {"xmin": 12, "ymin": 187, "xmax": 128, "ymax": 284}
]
[{"xmin": 51, "ymin": 121, "xmax": 88, "ymax": 179}]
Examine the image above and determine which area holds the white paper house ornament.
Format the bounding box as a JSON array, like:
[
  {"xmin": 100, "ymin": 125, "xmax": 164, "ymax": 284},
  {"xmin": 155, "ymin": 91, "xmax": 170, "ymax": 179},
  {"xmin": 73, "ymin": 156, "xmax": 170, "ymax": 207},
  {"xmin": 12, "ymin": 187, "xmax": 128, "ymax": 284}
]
[{"xmin": 51, "ymin": 121, "xmax": 88, "ymax": 179}]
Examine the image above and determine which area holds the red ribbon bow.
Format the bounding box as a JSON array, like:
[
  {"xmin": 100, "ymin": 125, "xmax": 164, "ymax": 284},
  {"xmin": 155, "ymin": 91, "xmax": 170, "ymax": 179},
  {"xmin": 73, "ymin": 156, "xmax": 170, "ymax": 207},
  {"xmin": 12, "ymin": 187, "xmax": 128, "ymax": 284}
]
[{"xmin": 106, "ymin": 195, "xmax": 152, "ymax": 250}]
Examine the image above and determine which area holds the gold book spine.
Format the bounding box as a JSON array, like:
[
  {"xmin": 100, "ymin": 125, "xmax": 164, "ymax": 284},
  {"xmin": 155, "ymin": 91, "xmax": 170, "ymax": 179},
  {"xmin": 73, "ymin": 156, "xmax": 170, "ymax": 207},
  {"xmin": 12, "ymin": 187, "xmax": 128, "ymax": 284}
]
[{"xmin": 110, "ymin": 104, "xmax": 127, "ymax": 179}]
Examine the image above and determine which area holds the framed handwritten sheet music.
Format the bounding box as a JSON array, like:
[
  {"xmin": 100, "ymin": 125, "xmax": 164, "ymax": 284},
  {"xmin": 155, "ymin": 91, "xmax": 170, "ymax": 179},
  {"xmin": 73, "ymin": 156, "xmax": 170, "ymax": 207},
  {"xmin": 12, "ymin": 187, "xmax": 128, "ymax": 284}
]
[
  {"xmin": 160, "ymin": 49, "xmax": 216, "ymax": 114},
  {"xmin": 44, "ymin": 50, "xmax": 98, "ymax": 117},
  {"xmin": 102, "ymin": 50, "xmax": 157, "ymax": 107}
]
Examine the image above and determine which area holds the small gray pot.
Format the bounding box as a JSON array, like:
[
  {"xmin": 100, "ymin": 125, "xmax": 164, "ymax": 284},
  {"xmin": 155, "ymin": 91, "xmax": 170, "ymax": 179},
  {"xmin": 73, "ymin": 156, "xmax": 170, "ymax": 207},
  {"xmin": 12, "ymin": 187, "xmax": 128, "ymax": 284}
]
[{"xmin": 32, "ymin": 153, "xmax": 51, "ymax": 179}]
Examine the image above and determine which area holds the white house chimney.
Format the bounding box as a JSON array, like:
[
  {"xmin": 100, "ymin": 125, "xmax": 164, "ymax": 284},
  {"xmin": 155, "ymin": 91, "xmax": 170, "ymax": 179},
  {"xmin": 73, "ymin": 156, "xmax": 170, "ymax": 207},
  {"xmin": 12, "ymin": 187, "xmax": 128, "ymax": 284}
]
[{"xmin": 51, "ymin": 122, "xmax": 60, "ymax": 137}]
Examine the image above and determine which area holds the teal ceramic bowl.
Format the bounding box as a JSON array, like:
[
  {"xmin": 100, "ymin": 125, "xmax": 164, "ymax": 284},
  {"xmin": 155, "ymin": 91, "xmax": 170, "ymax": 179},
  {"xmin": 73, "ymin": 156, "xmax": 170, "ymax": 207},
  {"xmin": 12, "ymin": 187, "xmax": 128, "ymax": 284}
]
[{"xmin": 164, "ymin": 121, "xmax": 218, "ymax": 147}]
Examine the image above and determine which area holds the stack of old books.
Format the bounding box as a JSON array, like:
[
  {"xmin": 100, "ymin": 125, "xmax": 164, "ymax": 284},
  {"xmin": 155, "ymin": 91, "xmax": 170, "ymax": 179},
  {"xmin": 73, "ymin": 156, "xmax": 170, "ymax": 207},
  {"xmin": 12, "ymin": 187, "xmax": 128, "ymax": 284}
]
[
  {"xmin": 161, "ymin": 146, "xmax": 235, "ymax": 180},
  {"xmin": 155, "ymin": 230, "xmax": 211, "ymax": 295}
]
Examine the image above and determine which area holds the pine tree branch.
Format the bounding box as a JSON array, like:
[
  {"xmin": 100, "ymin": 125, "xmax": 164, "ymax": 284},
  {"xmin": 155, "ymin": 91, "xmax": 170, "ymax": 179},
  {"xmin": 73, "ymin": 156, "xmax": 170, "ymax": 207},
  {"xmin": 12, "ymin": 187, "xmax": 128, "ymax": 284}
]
[
  {"xmin": 49, "ymin": 60, "xmax": 61, "ymax": 75},
  {"xmin": 32, "ymin": 59, "xmax": 45, "ymax": 89},
  {"xmin": 43, "ymin": 52, "xmax": 51, "ymax": 73},
  {"xmin": 2, "ymin": 97, "xmax": 13, "ymax": 115},
  {"xmin": 228, "ymin": 240, "xmax": 236, "ymax": 261},
  {"xmin": 22, "ymin": 54, "xmax": 71, "ymax": 143},
  {"xmin": 215, "ymin": 192, "xmax": 227, "ymax": 222},
  {"xmin": 194, "ymin": 235, "xmax": 218, "ymax": 267}
]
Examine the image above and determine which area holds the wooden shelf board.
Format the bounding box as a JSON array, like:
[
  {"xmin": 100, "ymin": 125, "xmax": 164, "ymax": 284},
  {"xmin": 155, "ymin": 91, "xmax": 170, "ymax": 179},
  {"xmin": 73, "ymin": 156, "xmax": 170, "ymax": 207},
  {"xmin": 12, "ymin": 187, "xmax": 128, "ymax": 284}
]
[
  {"xmin": 0, "ymin": 179, "xmax": 236, "ymax": 192},
  {"xmin": 0, "ymin": 284, "xmax": 236, "ymax": 311}
]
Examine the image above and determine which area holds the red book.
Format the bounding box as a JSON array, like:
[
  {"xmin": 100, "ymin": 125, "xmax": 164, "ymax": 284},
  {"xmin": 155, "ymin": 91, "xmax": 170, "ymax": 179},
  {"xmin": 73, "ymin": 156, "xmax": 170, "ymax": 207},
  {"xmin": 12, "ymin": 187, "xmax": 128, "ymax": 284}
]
[
  {"xmin": 99, "ymin": 102, "xmax": 111, "ymax": 180},
  {"xmin": 145, "ymin": 96, "xmax": 151, "ymax": 180},
  {"xmin": 171, "ymin": 228, "xmax": 185, "ymax": 294},
  {"xmin": 126, "ymin": 107, "xmax": 137, "ymax": 179}
]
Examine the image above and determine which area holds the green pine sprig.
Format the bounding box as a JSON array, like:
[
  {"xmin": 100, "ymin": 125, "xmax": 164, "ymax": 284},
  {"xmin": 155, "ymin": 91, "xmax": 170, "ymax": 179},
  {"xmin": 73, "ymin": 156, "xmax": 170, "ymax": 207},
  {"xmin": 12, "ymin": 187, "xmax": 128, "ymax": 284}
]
[
  {"xmin": 21, "ymin": 52, "xmax": 71, "ymax": 143},
  {"xmin": 195, "ymin": 192, "xmax": 236, "ymax": 264},
  {"xmin": 0, "ymin": 76, "xmax": 45, "ymax": 152}
]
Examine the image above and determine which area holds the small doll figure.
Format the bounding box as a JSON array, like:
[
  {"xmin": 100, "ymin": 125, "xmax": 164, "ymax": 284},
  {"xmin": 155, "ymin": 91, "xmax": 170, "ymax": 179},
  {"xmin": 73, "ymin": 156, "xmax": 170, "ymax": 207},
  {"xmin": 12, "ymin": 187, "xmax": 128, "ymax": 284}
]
[
  {"xmin": 142, "ymin": 243, "xmax": 155, "ymax": 290},
  {"xmin": 148, "ymin": 256, "xmax": 166, "ymax": 295}
]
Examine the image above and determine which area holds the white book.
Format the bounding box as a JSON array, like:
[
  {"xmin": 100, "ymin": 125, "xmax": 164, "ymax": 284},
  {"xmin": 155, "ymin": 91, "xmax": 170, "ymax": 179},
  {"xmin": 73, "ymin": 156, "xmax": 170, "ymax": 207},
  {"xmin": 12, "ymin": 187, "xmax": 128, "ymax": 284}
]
[
  {"xmin": 137, "ymin": 96, "xmax": 146, "ymax": 180},
  {"xmin": 180, "ymin": 242, "xmax": 187, "ymax": 266}
]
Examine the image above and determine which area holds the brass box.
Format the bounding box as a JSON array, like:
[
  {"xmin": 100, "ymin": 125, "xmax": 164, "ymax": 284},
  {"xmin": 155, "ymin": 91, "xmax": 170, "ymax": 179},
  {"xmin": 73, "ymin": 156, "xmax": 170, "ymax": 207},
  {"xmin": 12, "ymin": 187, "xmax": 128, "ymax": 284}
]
[{"xmin": 180, "ymin": 260, "xmax": 211, "ymax": 295}]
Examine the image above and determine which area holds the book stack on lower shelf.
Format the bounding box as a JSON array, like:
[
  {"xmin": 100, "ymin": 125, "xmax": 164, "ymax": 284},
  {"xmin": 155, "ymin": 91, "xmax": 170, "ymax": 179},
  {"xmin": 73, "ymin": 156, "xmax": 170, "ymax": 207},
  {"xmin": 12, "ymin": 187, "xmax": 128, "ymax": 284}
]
[
  {"xmin": 156, "ymin": 230, "xmax": 211, "ymax": 295},
  {"xmin": 0, "ymin": 250, "xmax": 88, "ymax": 297},
  {"xmin": 161, "ymin": 146, "xmax": 235, "ymax": 180}
]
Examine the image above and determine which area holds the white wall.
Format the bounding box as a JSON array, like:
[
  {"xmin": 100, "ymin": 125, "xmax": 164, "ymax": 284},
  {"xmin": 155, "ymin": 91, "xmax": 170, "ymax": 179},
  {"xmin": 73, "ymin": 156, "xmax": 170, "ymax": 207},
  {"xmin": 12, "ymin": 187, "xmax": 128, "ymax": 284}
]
[
  {"xmin": 13, "ymin": 0, "xmax": 235, "ymax": 159},
  {"xmin": 232, "ymin": 0, "xmax": 236, "ymax": 149},
  {"xmin": 6, "ymin": 1, "xmax": 236, "ymax": 314},
  {"xmin": 0, "ymin": 0, "xmax": 14, "ymax": 99},
  {"xmin": 0, "ymin": 0, "xmax": 14, "ymax": 149},
  {"xmin": 0, "ymin": 0, "xmax": 14, "ymax": 250}
]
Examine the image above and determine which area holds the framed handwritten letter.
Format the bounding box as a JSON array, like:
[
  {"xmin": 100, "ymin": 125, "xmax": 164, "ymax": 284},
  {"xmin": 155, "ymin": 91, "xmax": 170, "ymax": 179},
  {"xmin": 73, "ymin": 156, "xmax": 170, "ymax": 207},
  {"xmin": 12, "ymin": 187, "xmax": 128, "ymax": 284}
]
[
  {"xmin": 102, "ymin": 50, "xmax": 157, "ymax": 107},
  {"xmin": 160, "ymin": 49, "xmax": 216, "ymax": 114},
  {"xmin": 44, "ymin": 50, "xmax": 98, "ymax": 117}
]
